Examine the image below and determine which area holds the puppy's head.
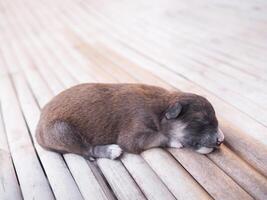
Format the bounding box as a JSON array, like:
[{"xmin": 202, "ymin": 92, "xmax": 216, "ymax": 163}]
[{"xmin": 165, "ymin": 93, "xmax": 224, "ymax": 154}]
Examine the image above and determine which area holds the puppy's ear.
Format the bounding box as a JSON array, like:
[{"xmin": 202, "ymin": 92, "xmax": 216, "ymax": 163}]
[{"xmin": 165, "ymin": 102, "xmax": 182, "ymax": 119}]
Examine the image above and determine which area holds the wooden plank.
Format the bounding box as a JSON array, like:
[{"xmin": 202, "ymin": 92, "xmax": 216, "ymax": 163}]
[
  {"xmin": 92, "ymin": 43, "xmax": 173, "ymax": 90},
  {"xmin": 73, "ymin": 40, "xmax": 136, "ymax": 83},
  {"xmin": 0, "ymin": 75, "xmax": 55, "ymax": 200},
  {"xmin": 142, "ymin": 149, "xmax": 212, "ymax": 200},
  {"xmin": 121, "ymin": 153, "xmax": 176, "ymax": 200},
  {"xmin": 157, "ymin": 5, "xmax": 267, "ymax": 66},
  {"xmin": 150, "ymin": 27, "xmax": 267, "ymax": 97},
  {"xmin": 91, "ymin": 0, "xmax": 267, "ymax": 75},
  {"xmin": 12, "ymin": 39, "xmax": 64, "ymax": 96},
  {"xmin": 114, "ymin": 13, "xmax": 267, "ymax": 95},
  {"xmin": 30, "ymin": 35, "xmax": 77, "ymax": 88},
  {"xmin": 0, "ymin": 49, "xmax": 9, "ymax": 77},
  {"xmin": 10, "ymin": 0, "xmax": 104, "ymax": 86},
  {"xmin": 169, "ymin": 148, "xmax": 253, "ymax": 200},
  {"xmin": 208, "ymin": 146, "xmax": 267, "ymax": 199},
  {"xmin": 63, "ymin": 154, "xmax": 114, "ymax": 200},
  {"xmin": 123, "ymin": 3, "xmax": 267, "ymax": 80},
  {"xmin": 50, "ymin": 34, "xmax": 117, "ymax": 83},
  {"xmin": 97, "ymin": 159, "xmax": 146, "ymax": 200},
  {"xmin": 0, "ymin": 104, "xmax": 23, "ymax": 200}
]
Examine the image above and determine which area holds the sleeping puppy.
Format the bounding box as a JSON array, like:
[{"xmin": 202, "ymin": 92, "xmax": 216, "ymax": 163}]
[{"xmin": 36, "ymin": 83, "xmax": 224, "ymax": 160}]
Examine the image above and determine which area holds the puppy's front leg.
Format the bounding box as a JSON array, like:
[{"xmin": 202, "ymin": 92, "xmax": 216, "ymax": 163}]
[{"xmin": 89, "ymin": 144, "xmax": 123, "ymax": 160}]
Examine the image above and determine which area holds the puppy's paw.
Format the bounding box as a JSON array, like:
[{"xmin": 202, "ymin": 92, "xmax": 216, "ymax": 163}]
[
  {"xmin": 168, "ymin": 140, "xmax": 183, "ymax": 148},
  {"xmin": 107, "ymin": 144, "xmax": 123, "ymax": 159},
  {"xmin": 196, "ymin": 147, "xmax": 214, "ymax": 154},
  {"xmin": 89, "ymin": 156, "xmax": 96, "ymax": 161}
]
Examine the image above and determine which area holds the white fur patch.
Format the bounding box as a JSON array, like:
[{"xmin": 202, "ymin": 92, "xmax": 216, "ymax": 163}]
[
  {"xmin": 89, "ymin": 157, "xmax": 96, "ymax": 161},
  {"xmin": 196, "ymin": 147, "xmax": 214, "ymax": 154},
  {"xmin": 169, "ymin": 122, "xmax": 186, "ymax": 140},
  {"xmin": 168, "ymin": 140, "xmax": 183, "ymax": 148},
  {"xmin": 107, "ymin": 144, "xmax": 123, "ymax": 159},
  {"xmin": 168, "ymin": 122, "xmax": 186, "ymax": 149}
]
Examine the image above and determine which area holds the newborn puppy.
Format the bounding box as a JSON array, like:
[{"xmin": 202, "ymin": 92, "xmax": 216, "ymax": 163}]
[{"xmin": 36, "ymin": 83, "xmax": 224, "ymax": 160}]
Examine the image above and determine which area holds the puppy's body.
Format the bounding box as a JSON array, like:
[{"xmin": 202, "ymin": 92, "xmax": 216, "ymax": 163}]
[{"xmin": 36, "ymin": 83, "xmax": 223, "ymax": 160}]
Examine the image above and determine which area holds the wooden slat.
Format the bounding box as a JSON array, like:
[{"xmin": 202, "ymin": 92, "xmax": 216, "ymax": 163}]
[
  {"xmin": 0, "ymin": 75, "xmax": 55, "ymax": 200},
  {"xmin": 54, "ymin": 35, "xmax": 116, "ymax": 83},
  {"xmin": 142, "ymin": 149, "xmax": 212, "ymax": 200},
  {"xmin": 121, "ymin": 153, "xmax": 176, "ymax": 200},
  {"xmin": 0, "ymin": 103, "xmax": 22, "ymax": 200},
  {"xmin": 129, "ymin": 5, "xmax": 267, "ymax": 81},
  {"xmin": 169, "ymin": 148, "xmax": 253, "ymax": 200},
  {"xmin": 97, "ymin": 159, "xmax": 146, "ymax": 200},
  {"xmin": 63, "ymin": 154, "xmax": 114, "ymax": 200},
  {"xmin": 86, "ymin": 0, "xmax": 267, "ymax": 79},
  {"xmin": 207, "ymin": 146, "xmax": 267, "ymax": 199},
  {"xmin": 126, "ymin": 18, "xmax": 267, "ymax": 94}
]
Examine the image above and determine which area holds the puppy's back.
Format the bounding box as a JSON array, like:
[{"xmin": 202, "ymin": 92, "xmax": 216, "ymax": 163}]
[{"xmin": 37, "ymin": 83, "xmax": 172, "ymax": 145}]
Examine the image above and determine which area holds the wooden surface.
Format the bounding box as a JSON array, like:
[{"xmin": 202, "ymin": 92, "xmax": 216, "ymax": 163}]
[{"xmin": 0, "ymin": 0, "xmax": 267, "ymax": 199}]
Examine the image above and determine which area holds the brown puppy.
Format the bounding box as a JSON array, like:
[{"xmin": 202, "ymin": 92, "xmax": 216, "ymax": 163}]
[{"xmin": 36, "ymin": 83, "xmax": 224, "ymax": 160}]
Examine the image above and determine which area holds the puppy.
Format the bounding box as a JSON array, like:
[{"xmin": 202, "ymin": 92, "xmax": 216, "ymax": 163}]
[{"xmin": 36, "ymin": 83, "xmax": 224, "ymax": 160}]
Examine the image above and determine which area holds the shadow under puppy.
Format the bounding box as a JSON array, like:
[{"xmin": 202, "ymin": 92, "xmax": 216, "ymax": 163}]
[{"xmin": 36, "ymin": 83, "xmax": 224, "ymax": 160}]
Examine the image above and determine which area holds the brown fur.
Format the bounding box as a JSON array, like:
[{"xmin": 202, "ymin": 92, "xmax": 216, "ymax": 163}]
[{"xmin": 36, "ymin": 83, "xmax": 221, "ymax": 159}]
